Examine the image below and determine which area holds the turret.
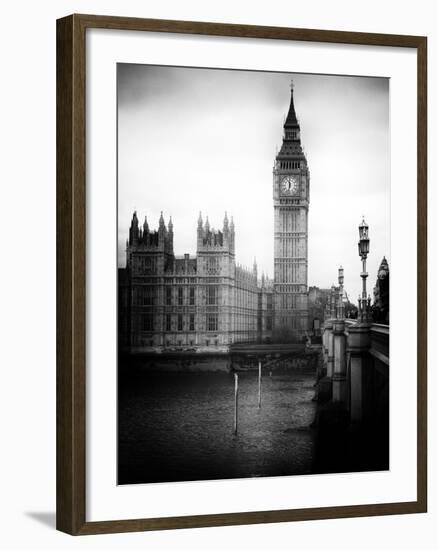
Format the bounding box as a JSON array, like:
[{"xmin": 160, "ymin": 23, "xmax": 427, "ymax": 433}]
[
  {"xmin": 167, "ymin": 216, "xmax": 174, "ymax": 251},
  {"xmin": 197, "ymin": 212, "xmax": 203, "ymax": 249},
  {"xmin": 129, "ymin": 211, "xmax": 139, "ymax": 245},
  {"xmin": 222, "ymin": 211, "xmax": 230, "ymax": 248},
  {"xmin": 196, "ymin": 213, "xmax": 233, "ymax": 253},
  {"xmin": 230, "ymin": 216, "xmax": 235, "ymax": 254},
  {"xmin": 159, "ymin": 211, "xmax": 165, "ymax": 230},
  {"xmin": 378, "ymin": 256, "xmax": 389, "ymax": 279},
  {"xmin": 223, "ymin": 211, "xmax": 229, "ymax": 233},
  {"xmin": 158, "ymin": 211, "xmax": 165, "ymax": 246}
]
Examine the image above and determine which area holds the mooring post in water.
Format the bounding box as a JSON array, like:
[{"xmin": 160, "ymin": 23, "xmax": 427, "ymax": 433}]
[
  {"xmin": 258, "ymin": 361, "xmax": 262, "ymax": 408},
  {"xmin": 234, "ymin": 372, "xmax": 239, "ymax": 435}
]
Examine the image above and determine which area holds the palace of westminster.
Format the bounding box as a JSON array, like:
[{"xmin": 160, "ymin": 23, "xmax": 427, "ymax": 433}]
[{"xmin": 119, "ymin": 84, "xmax": 311, "ymax": 353}]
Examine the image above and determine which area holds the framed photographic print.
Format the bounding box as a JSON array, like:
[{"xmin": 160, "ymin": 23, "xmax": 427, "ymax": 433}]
[{"xmin": 56, "ymin": 14, "xmax": 427, "ymax": 535}]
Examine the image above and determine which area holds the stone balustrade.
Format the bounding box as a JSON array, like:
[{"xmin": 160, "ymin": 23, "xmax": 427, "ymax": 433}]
[{"xmin": 321, "ymin": 318, "xmax": 389, "ymax": 427}]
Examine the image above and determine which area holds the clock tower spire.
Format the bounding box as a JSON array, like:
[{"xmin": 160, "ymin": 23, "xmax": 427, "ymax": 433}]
[{"xmin": 273, "ymin": 81, "xmax": 310, "ymax": 338}]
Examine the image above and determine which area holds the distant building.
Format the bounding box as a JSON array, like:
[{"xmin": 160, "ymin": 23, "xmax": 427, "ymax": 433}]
[
  {"xmin": 308, "ymin": 286, "xmax": 331, "ymax": 326},
  {"xmin": 372, "ymin": 257, "xmax": 390, "ymax": 324},
  {"xmin": 118, "ymin": 212, "xmax": 274, "ymax": 353},
  {"xmin": 308, "ymin": 286, "xmax": 332, "ymax": 304}
]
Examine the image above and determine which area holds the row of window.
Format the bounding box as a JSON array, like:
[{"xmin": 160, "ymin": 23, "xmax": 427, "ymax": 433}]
[
  {"xmin": 137, "ymin": 286, "xmax": 155, "ymax": 306},
  {"xmin": 278, "ymin": 237, "xmax": 304, "ymax": 258},
  {"xmin": 138, "ymin": 339, "xmax": 221, "ymax": 347},
  {"xmin": 164, "ymin": 277, "xmax": 197, "ymax": 284},
  {"xmin": 285, "ymin": 130, "xmax": 299, "ymax": 140},
  {"xmin": 165, "ymin": 339, "xmax": 220, "ymax": 347},
  {"xmin": 278, "ymin": 160, "xmax": 301, "ymax": 169},
  {"xmin": 132, "ymin": 256, "xmax": 157, "ymax": 274},
  {"xmin": 275, "ymin": 284, "xmax": 302, "ymax": 293},
  {"xmin": 166, "ymin": 286, "xmax": 197, "ymax": 306},
  {"xmin": 279, "ymin": 210, "xmax": 300, "ymax": 232},
  {"xmin": 279, "ymin": 199, "xmax": 300, "ymax": 205},
  {"xmin": 275, "ymin": 262, "xmax": 303, "ymax": 284},
  {"xmin": 135, "ymin": 285, "xmax": 272, "ymax": 309},
  {"xmin": 205, "ymin": 257, "xmax": 220, "ymax": 274},
  {"xmin": 142, "ymin": 314, "xmax": 219, "ymax": 332},
  {"xmin": 141, "ymin": 313, "xmax": 271, "ymax": 333},
  {"xmin": 166, "ymin": 286, "xmax": 217, "ymax": 306},
  {"xmin": 137, "ymin": 286, "xmax": 217, "ymax": 306}
]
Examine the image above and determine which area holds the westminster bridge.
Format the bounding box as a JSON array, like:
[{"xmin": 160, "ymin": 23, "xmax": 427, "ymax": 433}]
[
  {"xmin": 319, "ymin": 318, "xmax": 389, "ymax": 427},
  {"xmin": 229, "ymin": 319, "xmax": 389, "ymax": 430}
]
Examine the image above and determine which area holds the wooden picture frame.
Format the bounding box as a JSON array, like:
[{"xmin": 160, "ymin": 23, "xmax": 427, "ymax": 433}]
[{"xmin": 56, "ymin": 13, "xmax": 427, "ymax": 535}]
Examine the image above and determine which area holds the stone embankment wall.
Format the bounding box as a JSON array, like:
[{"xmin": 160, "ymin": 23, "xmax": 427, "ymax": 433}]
[
  {"xmin": 231, "ymin": 351, "xmax": 320, "ymax": 372},
  {"xmin": 120, "ymin": 348, "xmax": 323, "ymax": 373}
]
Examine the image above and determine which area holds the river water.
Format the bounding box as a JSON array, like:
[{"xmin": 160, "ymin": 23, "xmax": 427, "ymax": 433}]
[{"xmin": 118, "ymin": 370, "xmax": 318, "ymax": 484}]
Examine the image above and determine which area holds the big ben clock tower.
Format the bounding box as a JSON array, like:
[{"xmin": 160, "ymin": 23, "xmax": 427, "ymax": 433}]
[{"xmin": 273, "ymin": 82, "xmax": 310, "ymax": 337}]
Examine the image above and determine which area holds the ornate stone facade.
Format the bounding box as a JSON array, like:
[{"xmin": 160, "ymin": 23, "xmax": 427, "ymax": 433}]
[
  {"xmin": 118, "ymin": 83, "xmax": 311, "ymax": 353},
  {"xmin": 273, "ymin": 83, "xmax": 310, "ymax": 336},
  {"xmin": 119, "ymin": 212, "xmax": 274, "ymax": 353}
]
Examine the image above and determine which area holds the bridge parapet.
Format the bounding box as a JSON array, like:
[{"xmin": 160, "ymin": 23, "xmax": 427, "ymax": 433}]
[
  {"xmin": 369, "ymin": 324, "xmax": 389, "ymax": 366},
  {"xmin": 321, "ymin": 319, "xmax": 389, "ymax": 427}
]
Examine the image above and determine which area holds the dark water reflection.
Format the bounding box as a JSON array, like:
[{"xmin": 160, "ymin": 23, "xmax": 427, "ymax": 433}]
[{"xmin": 118, "ymin": 370, "xmax": 318, "ymax": 484}]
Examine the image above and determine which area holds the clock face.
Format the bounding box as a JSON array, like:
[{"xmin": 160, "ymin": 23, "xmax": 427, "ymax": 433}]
[{"xmin": 281, "ymin": 175, "xmax": 299, "ymax": 195}]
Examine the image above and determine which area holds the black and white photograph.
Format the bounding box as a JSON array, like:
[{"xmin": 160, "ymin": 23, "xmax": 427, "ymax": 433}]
[
  {"xmin": 117, "ymin": 64, "xmax": 390, "ymax": 485},
  {"xmin": 0, "ymin": 0, "xmax": 431, "ymax": 545}
]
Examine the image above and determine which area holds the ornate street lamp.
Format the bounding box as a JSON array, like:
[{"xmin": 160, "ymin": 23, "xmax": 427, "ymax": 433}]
[
  {"xmin": 358, "ymin": 217, "xmax": 371, "ymax": 322},
  {"xmin": 338, "ymin": 265, "xmax": 344, "ymax": 319},
  {"xmin": 330, "ymin": 285, "xmax": 337, "ymax": 318}
]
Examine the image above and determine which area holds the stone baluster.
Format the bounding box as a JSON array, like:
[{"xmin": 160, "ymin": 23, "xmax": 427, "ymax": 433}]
[
  {"xmin": 317, "ymin": 320, "xmax": 333, "ymax": 402},
  {"xmin": 332, "ymin": 319, "xmax": 347, "ymax": 404},
  {"xmin": 325, "ymin": 319, "xmax": 334, "ymax": 379},
  {"xmin": 346, "ymin": 323, "xmax": 371, "ymax": 424},
  {"xmin": 322, "ymin": 324, "xmax": 329, "ymax": 370}
]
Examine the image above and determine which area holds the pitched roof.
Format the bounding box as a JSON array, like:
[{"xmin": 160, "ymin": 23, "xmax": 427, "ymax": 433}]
[{"xmin": 284, "ymin": 88, "xmax": 299, "ymax": 127}]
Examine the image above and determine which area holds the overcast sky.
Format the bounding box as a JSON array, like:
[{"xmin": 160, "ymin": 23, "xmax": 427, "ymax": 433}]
[{"xmin": 118, "ymin": 64, "xmax": 389, "ymax": 302}]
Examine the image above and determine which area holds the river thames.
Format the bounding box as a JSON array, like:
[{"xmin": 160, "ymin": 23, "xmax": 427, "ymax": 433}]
[{"xmin": 118, "ymin": 369, "xmax": 318, "ymax": 484}]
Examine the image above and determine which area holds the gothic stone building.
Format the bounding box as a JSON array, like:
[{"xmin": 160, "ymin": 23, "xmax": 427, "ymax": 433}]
[
  {"xmin": 118, "ymin": 212, "xmax": 274, "ymax": 353},
  {"xmin": 273, "ymin": 83, "xmax": 310, "ymax": 335},
  {"xmin": 372, "ymin": 257, "xmax": 390, "ymax": 324},
  {"xmin": 118, "ymin": 82, "xmax": 309, "ymax": 354}
]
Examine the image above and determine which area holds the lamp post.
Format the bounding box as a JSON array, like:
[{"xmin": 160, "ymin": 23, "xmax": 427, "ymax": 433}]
[
  {"xmin": 347, "ymin": 218, "xmax": 373, "ymax": 421},
  {"xmin": 358, "ymin": 218, "xmax": 371, "ymax": 322},
  {"xmin": 330, "ymin": 285, "xmax": 337, "ymax": 318},
  {"xmin": 338, "ymin": 265, "xmax": 344, "ymax": 319},
  {"xmin": 333, "ymin": 267, "xmax": 347, "ymax": 404}
]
